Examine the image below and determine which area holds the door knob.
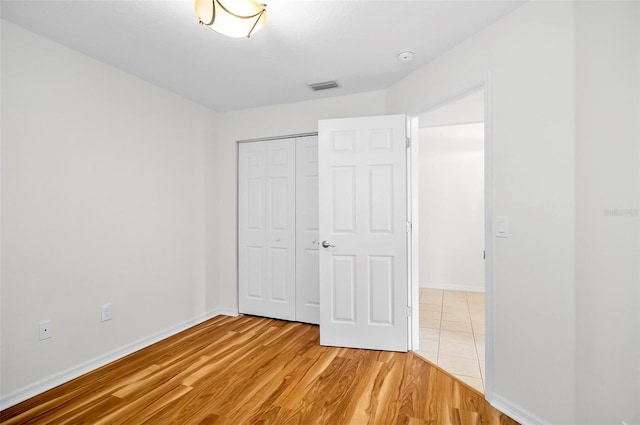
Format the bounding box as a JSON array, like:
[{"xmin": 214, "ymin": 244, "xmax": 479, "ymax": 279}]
[{"xmin": 321, "ymin": 241, "xmax": 335, "ymax": 248}]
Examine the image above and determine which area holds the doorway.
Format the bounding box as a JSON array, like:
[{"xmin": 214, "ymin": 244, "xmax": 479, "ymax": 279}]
[{"xmin": 413, "ymin": 89, "xmax": 487, "ymax": 393}]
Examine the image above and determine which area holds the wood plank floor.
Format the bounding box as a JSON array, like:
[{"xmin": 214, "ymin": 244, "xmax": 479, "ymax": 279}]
[{"xmin": 1, "ymin": 315, "xmax": 519, "ymax": 425}]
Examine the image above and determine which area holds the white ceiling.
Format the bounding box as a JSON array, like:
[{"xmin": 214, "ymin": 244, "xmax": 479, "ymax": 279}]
[{"xmin": 0, "ymin": 0, "xmax": 525, "ymax": 112}]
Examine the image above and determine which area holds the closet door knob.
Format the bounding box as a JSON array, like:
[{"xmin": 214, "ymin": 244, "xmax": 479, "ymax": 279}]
[{"xmin": 321, "ymin": 241, "xmax": 335, "ymax": 248}]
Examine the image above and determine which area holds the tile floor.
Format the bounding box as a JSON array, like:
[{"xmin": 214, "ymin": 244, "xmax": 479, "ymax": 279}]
[{"xmin": 415, "ymin": 288, "xmax": 485, "ymax": 393}]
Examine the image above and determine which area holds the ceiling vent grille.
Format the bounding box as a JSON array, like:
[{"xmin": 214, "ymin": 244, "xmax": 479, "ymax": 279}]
[{"xmin": 308, "ymin": 80, "xmax": 340, "ymax": 91}]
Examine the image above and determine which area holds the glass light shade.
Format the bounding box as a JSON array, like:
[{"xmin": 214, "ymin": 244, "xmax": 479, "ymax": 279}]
[{"xmin": 194, "ymin": 0, "xmax": 267, "ymax": 38}]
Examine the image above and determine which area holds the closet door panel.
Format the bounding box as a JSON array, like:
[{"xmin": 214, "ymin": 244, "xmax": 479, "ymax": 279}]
[
  {"xmin": 296, "ymin": 136, "xmax": 320, "ymax": 324},
  {"xmin": 239, "ymin": 139, "xmax": 296, "ymax": 321}
]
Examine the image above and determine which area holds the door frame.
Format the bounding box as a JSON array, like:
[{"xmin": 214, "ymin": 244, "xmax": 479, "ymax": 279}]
[{"xmin": 408, "ymin": 73, "xmax": 495, "ymax": 400}]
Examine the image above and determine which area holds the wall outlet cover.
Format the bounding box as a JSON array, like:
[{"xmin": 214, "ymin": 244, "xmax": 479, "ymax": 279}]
[{"xmin": 39, "ymin": 320, "xmax": 52, "ymax": 340}]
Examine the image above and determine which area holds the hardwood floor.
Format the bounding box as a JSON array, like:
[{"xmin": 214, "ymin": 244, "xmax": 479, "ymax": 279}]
[{"xmin": 1, "ymin": 315, "xmax": 518, "ymax": 424}]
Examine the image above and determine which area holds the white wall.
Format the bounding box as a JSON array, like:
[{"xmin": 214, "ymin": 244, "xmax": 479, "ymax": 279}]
[
  {"xmin": 419, "ymin": 124, "xmax": 484, "ymax": 292},
  {"xmin": 574, "ymin": 2, "xmax": 639, "ymax": 424},
  {"xmin": 419, "ymin": 90, "xmax": 484, "ymax": 128},
  {"xmin": 388, "ymin": 2, "xmax": 640, "ymax": 424},
  {"xmin": 387, "ymin": 2, "xmax": 576, "ymax": 424},
  {"xmin": 1, "ymin": 21, "xmax": 219, "ymax": 400},
  {"xmin": 215, "ymin": 92, "xmax": 387, "ymax": 310}
]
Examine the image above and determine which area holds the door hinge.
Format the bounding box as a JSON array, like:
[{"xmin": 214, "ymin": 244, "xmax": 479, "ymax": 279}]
[
  {"xmin": 406, "ymin": 221, "xmax": 412, "ymax": 233},
  {"xmin": 406, "ymin": 137, "xmax": 411, "ymax": 148},
  {"xmin": 407, "ymin": 306, "xmax": 412, "ymax": 317}
]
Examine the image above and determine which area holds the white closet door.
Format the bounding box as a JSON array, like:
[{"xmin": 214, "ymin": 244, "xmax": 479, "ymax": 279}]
[
  {"xmin": 295, "ymin": 136, "xmax": 320, "ymax": 324},
  {"xmin": 238, "ymin": 139, "xmax": 296, "ymax": 321}
]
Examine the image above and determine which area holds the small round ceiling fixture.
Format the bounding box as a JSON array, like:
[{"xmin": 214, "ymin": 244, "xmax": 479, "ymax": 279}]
[{"xmin": 397, "ymin": 50, "xmax": 415, "ymax": 63}]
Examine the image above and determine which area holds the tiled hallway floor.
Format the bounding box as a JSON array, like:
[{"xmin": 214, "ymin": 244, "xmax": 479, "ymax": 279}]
[{"xmin": 415, "ymin": 288, "xmax": 485, "ymax": 393}]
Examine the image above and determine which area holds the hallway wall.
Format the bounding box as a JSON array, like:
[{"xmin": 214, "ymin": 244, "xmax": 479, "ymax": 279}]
[{"xmin": 419, "ymin": 123, "xmax": 484, "ymax": 292}]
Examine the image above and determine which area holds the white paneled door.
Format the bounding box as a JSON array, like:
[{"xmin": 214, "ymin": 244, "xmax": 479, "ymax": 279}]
[
  {"xmin": 238, "ymin": 139, "xmax": 296, "ymax": 321},
  {"xmin": 318, "ymin": 115, "xmax": 408, "ymax": 352},
  {"xmin": 295, "ymin": 136, "xmax": 320, "ymax": 324}
]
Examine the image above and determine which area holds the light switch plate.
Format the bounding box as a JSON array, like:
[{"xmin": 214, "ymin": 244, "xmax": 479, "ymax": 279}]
[
  {"xmin": 496, "ymin": 216, "xmax": 509, "ymax": 238},
  {"xmin": 101, "ymin": 303, "xmax": 112, "ymax": 322}
]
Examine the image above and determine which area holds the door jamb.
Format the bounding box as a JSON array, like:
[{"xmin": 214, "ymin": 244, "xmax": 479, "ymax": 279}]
[{"xmin": 407, "ymin": 117, "xmax": 420, "ymax": 351}]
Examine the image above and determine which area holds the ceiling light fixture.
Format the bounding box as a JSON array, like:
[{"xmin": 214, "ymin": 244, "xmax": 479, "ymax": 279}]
[{"xmin": 194, "ymin": 0, "xmax": 267, "ymax": 38}]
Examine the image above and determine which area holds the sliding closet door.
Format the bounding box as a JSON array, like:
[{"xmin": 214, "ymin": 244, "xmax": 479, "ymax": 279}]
[
  {"xmin": 238, "ymin": 139, "xmax": 296, "ymax": 321},
  {"xmin": 295, "ymin": 136, "xmax": 320, "ymax": 324}
]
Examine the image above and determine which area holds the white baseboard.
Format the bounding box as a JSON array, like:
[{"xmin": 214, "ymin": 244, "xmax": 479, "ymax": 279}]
[
  {"xmin": 217, "ymin": 308, "xmax": 239, "ymax": 317},
  {"xmin": 490, "ymin": 393, "xmax": 547, "ymax": 425},
  {"xmin": 420, "ymin": 282, "xmax": 485, "ymax": 293},
  {"xmin": 0, "ymin": 309, "xmax": 234, "ymax": 411}
]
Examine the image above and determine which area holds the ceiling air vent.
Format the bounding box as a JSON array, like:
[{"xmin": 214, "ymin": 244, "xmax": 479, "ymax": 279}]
[{"xmin": 308, "ymin": 80, "xmax": 340, "ymax": 92}]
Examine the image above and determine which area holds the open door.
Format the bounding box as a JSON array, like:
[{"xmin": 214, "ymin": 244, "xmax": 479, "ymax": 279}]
[{"xmin": 318, "ymin": 115, "xmax": 408, "ymax": 352}]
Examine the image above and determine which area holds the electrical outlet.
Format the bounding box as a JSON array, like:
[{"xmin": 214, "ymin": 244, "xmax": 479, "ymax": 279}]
[
  {"xmin": 101, "ymin": 303, "xmax": 112, "ymax": 322},
  {"xmin": 39, "ymin": 320, "xmax": 52, "ymax": 340}
]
